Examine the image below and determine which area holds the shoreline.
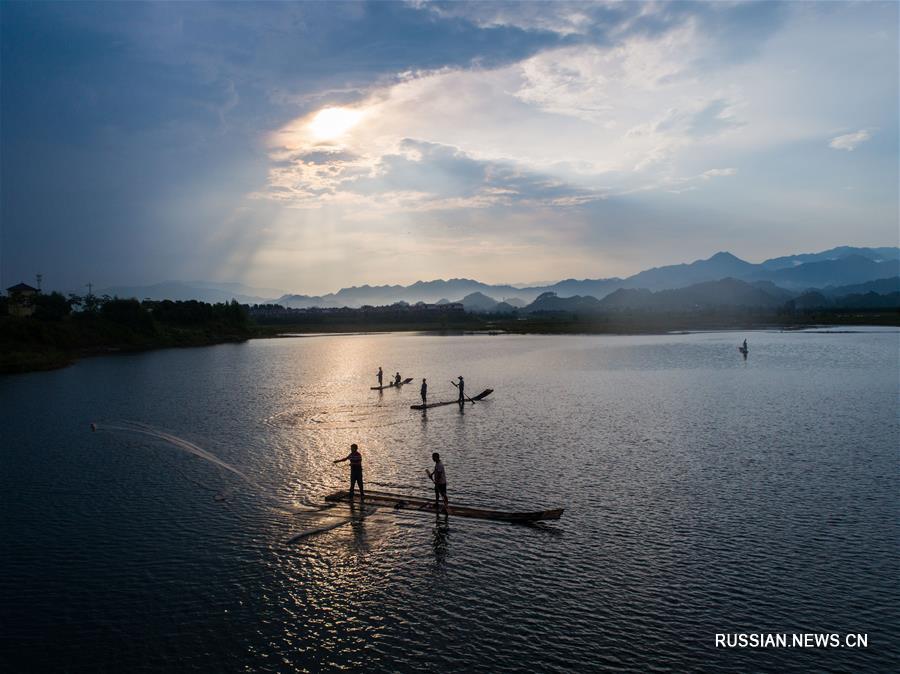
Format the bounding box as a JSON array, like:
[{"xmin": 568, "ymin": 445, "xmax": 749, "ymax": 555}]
[
  {"xmin": 3, "ymin": 318, "xmax": 898, "ymax": 375},
  {"xmin": 0, "ymin": 335, "xmax": 252, "ymax": 376}
]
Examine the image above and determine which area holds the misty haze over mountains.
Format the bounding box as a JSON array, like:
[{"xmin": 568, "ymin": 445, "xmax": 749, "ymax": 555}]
[
  {"xmin": 272, "ymin": 246, "xmax": 900, "ymax": 309},
  {"xmin": 97, "ymin": 281, "xmax": 288, "ymax": 306},
  {"xmin": 100, "ymin": 246, "xmax": 900, "ymax": 309}
]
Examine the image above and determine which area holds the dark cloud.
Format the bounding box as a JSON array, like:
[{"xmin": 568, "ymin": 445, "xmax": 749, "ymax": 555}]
[
  {"xmin": 296, "ymin": 150, "xmax": 361, "ymax": 165},
  {"xmin": 345, "ymin": 139, "xmax": 599, "ymax": 205},
  {"xmin": 0, "ymin": 1, "xmax": 579, "ymax": 288},
  {"xmin": 625, "ymin": 1, "xmax": 788, "ymax": 67},
  {"xmin": 0, "ymin": 1, "xmax": 893, "ymax": 290}
]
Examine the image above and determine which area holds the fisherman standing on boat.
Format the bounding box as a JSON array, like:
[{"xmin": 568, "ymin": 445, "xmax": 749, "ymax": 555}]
[
  {"xmin": 742, "ymin": 338, "xmax": 748, "ymax": 351},
  {"xmin": 334, "ymin": 443, "xmax": 364, "ymax": 503},
  {"xmin": 395, "ymin": 372, "xmax": 402, "ymax": 386},
  {"xmin": 452, "ymin": 375, "xmax": 465, "ymax": 403},
  {"xmin": 426, "ymin": 452, "xmax": 449, "ymax": 515},
  {"xmin": 420, "ymin": 378, "xmax": 427, "ymax": 405},
  {"xmin": 377, "ymin": 367, "xmax": 383, "ymax": 387}
]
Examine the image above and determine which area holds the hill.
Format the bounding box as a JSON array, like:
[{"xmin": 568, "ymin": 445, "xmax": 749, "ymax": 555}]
[
  {"xmin": 821, "ymin": 276, "xmax": 900, "ymax": 297},
  {"xmin": 458, "ymin": 292, "xmax": 500, "ymax": 313},
  {"xmin": 754, "ymin": 255, "xmax": 900, "ymax": 289},
  {"xmin": 760, "ymin": 246, "xmax": 900, "ymax": 270},
  {"xmin": 622, "ymin": 252, "xmax": 757, "ymax": 291},
  {"xmin": 524, "ymin": 292, "xmax": 604, "ymax": 313},
  {"xmin": 96, "ymin": 245, "xmax": 900, "ymax": 308}
]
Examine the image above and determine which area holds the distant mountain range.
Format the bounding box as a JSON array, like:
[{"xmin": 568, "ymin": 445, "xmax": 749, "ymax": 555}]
[
  {"xmin": 520, "ymin": 276, "xmax": 900, "ymax": 315},
  {"xmin": 758, "ymin": 246, "xmax": 899, "ymax": 270},
  {"xmin": 275, "ymin": 246, "xmax": 899, "ymax": 307},
  {"xmin": 97, "ymin": 246, "xmax": 899, "ymax": 308},
  {"xmin": 97, "ymin": 280, "xmax": 286, "ymax": 305}
]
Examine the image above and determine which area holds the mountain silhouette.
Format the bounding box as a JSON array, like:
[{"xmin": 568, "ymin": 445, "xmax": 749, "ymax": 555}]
[{"xmin": 100, "ymin": 246, "xmax": 900, "ymax": 308}]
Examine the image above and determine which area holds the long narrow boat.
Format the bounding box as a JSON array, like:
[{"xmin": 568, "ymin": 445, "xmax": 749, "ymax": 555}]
[
  {"xmin": 324, "ymin": 488, "xmax": 563, "ymax": 522},
  {"xmin": 371, "ymin": 377, "xmax": 413, "ymax": 390},
  {"xmin": 410, "ymin": 388, "xmax": 494, "ymax": 410}
]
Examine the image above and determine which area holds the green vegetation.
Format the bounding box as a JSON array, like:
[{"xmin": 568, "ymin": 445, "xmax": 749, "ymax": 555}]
[
  {"xmin": 0, "ymin": 295, "xmax": 252, "ymax": 374},
  {"xmin": 250, "ymin": 304, "xmax": 899, "ymax": 336},
  {"xmin": 3, "ymin": 291, "xmax": 896, "ymax": 375}
]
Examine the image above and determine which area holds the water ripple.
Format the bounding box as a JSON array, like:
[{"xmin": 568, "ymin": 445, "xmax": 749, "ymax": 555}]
[{"xmin": 2, "ymin": 331, "xmax": 898, "ymax": 672}]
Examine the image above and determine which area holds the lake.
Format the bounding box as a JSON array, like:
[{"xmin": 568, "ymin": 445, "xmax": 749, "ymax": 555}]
[{"xmin": 2, "ymin": 330, "xmax": 898, "ymax": 672}]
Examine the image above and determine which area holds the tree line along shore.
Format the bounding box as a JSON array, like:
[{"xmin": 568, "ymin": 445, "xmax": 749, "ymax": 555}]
[
  {"xmin": 0, "ymin": 294, "xmax": 251, "ymax": 374},
  {"xmin": 1, "ymin": 292, "xmax": 897, "ymax": 374}
]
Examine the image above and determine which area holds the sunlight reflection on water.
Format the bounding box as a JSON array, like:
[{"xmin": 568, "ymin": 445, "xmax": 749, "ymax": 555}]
[{"xmin": 2, "ymin": 330, "xmax": 898, "ymax": 672}]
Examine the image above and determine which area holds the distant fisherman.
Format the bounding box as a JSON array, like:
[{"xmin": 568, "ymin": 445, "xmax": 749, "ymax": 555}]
[
  {"xmin": 394, "ymin": 372, "xmax": 401, "ymax": 386},
  {"xmin": 426, "ymin": 452, "xmax": 449, "ymax": 515},
  {"xmin": 743, "ymin": 338, "xmax": 748, "ymax": 350},
  {"xmin": 420, "ymin": 378, "xmax": 428, "ymax": 405},
  {"xmin": 452, "ymin": 375, "xmax": 465, "ymax": 403},
  {"xmin": 334, "ymin": 443, "xmax": 364, "ymax": 503},
  {"xmin": 377, "ymin": 367, "xmax": 383, "ymax": 387}
]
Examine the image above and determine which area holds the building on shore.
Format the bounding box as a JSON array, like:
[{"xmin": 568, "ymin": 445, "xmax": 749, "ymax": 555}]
[{"xmin": 6, "ymin": 282, "xmax": 39, "ymax": 317}]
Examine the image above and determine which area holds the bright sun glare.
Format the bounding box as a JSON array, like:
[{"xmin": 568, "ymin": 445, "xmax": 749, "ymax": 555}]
[{"xmin": 308, "ymin": 107, "xmax": 363, "ymax": 141}]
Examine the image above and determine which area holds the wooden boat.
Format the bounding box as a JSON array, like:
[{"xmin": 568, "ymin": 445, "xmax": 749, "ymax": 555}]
[
  {"xmin": 371, "ymin": 377, "xmax": 413, "ymax": 390},
  {"xmin": 410, "ymin": 388, "xmax": 493, "ymax": 409},
  {"xmin": 324, "ymin": 488, "xmax": 563, "ymax": 522}
]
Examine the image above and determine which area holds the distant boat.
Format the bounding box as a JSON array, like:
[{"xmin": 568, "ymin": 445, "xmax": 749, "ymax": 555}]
[
  {"xmin": 410, "ymin": 388, "xmax": 493, "ymax": 409},
  {"xmin": 324, "ymin": 488, "xmax": 563, "ymax": 523},
  {"xmin": 371, "ymin": 377, "xmax": 413, "ymax": 390},
  {"xmin": 738, "ymin": 345, "xmax": 749, "ymax": 355}
]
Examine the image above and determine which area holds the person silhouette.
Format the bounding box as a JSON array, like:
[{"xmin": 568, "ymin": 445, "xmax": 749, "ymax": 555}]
[
  {"xmin": 333, "ymin": 443, "xmax": 364, "ymax": 503},
  {"xmin": 426, "ymin": 452, "xmax": 449, "ymax": 515},
  {"xmin": 452, "ymin": 375, "xmax": 465, "ymax": 403}
]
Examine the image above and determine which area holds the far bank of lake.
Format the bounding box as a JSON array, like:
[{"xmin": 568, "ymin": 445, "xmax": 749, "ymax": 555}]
[{"xmin": 3, "ymin": 304, "xmax": 898, "ymax": 374}]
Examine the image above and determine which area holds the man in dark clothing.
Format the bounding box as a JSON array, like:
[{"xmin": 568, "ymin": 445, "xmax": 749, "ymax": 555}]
[
  {"xmin": 334, "ymin": 443, "xmax": 364, "ymax": 502},
  {"xmin": 420, "ymin": 378, "xmax": 427, "ymax": 405},
  {"xmin": 426, "ymin": 452, "xmax": 449, "ymax": 515},
  {"xmin": 394, "ymin": 372, "xmax": 402, "ymax": 386},
  {"xmin": 452, "ymin": 375, "xmax": 465, "ymax": 403},
  {"xmin": 377, "ymin": 367, "xmax": 383, "ymax": 387}
]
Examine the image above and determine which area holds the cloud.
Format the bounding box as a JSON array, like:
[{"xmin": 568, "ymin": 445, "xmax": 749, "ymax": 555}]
[
  {"xmin": 261, "ymin": 16, "xmax": 761, "ymax": 212},
  {"xmin": 259, "ymin": 134, "xmax": 602, "ymax": 212},
  {"xmin": 259, "ymin": 0, "xmax": 897, "ymax": 231},
  {"xmin": 701, "ymin": 168, "xmax": 738, "ymax": 178},
  {"xmin": 828, "ymin": 129, "xmax": 872, "ymax": 151},
  {"xmin": 657, "ymin": 99, "xmax": 745, "ymax": 139},
  {"xmin": 417, "ymin": 0, "xmax": 790, "ymax": 66},
  {"xmin": 5, "ymin": 0, "xmax": 896, "ymax": 293},
  {"xmin": 513, "ymin": 30, "xmax": 701, "ymax": 123},
  {"xmin": 417, "ymin": 0, "xmax": 638, "ymax": 37}
]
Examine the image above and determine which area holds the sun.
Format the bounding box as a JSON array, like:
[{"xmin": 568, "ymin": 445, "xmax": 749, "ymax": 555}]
[{"xmin": 307, "ymin": 107, "xmax": 363, "ymax": 141}]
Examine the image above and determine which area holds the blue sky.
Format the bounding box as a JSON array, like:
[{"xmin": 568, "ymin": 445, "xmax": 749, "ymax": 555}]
[{"xmin": 2, "ymin": 1, "xmax": 897, "ymax": 294}]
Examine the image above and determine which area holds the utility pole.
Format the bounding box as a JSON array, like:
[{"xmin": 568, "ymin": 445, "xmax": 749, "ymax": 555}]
[
  {"xmin": 86, "ymin": 282, "xmax": 93, "ymax": 297},
  {"xmin": 36, "ymin": 273, "xmax": 43, "ymax": 291}
]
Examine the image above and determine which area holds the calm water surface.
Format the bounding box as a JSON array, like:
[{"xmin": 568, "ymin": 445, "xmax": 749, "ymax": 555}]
[{"xmin": 2, "ymin": 330, "xmax": 898, "ymax": 672}]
